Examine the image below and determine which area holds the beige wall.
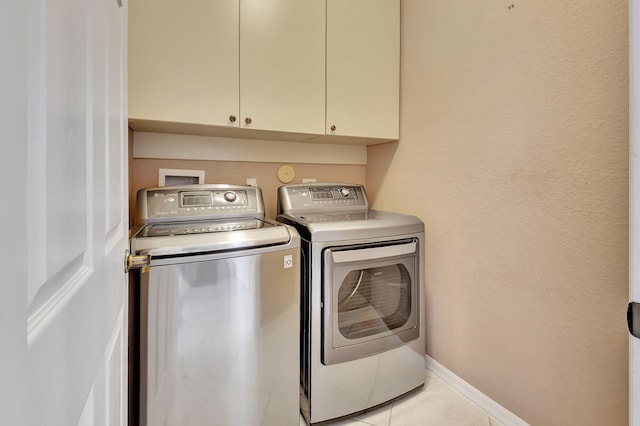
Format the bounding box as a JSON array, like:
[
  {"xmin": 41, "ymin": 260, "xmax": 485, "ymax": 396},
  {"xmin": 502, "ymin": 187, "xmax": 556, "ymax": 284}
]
[
  {"xmin": 130, "ymin": 157, "xmax": 365, "ymax": 222},
  {"xmin": 367, "ymin": 1, "xmax": 629, "ymax": 425}
]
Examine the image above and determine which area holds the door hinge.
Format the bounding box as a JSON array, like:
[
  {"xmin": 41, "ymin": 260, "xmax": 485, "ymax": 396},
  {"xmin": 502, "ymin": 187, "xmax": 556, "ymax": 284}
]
[
  {"xmin": 628, "ymin": 302, "xmax": 640, "ymax": 339},
  {"xmin": 124, "ymin": 250, "xmax": 150, "ymax": 273}
]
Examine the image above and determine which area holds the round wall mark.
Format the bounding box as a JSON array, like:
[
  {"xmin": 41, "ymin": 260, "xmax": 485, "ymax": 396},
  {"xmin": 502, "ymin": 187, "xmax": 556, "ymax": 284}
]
[{"xmin": 277, "ymin": 164, "xmax": 296, "ymax": 183}]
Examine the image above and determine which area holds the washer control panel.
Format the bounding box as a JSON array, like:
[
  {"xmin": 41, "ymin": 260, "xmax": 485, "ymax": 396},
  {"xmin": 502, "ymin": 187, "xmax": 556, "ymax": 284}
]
[
  {"xmin": 137, "ymin": 184, "xmax": 264, "ymax": 223},
  {"xmin": 278, "ymin": 183, "xmax": 368, "ymax": 214}
]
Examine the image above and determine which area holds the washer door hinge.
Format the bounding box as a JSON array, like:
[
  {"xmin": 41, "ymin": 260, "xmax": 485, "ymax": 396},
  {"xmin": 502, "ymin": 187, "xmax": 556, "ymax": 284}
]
[
  {"xmin": 124, "ymin": 250, "xmax": 150, "ymax": 273},
  {"xmin": 628, "ymin": 302, "xmax": 640, "ymax": 339}
]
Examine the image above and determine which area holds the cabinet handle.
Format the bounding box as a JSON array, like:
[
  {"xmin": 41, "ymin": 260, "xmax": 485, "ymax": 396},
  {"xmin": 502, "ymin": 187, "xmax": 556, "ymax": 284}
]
[
  {"xmin": 245, "ymin": 117, "xmax": 252, "ymax": 125},
  {"xmin": 229, "ymin": 115, "xmax": 236, "ymax": 123},
  {"xmin": 330, "ymin": 125, "xmax": 336, "ymax": 131}
]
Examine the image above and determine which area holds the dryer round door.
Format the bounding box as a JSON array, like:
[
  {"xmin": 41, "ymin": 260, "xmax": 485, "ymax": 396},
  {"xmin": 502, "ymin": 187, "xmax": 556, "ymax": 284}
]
[{"xmin": 321, "ymin": 239, "xmax": 420, "ymax": 365}]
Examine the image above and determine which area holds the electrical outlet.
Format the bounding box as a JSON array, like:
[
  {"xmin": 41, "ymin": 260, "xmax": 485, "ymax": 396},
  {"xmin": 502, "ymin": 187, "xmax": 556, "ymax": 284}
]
[{"xmin": 246, "ymin": 178, "xmax": 257, "ymax": 186}]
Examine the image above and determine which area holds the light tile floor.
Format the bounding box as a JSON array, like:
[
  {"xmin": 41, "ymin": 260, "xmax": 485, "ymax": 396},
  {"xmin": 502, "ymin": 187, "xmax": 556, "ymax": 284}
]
[{"xmin": 300, "ymin": 369, "xmax": 503, "ymax": 426}]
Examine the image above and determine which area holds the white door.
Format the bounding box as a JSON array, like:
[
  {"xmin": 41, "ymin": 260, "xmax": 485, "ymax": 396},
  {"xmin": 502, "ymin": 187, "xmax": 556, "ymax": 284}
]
[
  {"xmin": 632, "ymin": 2, "xmax": 640, "ymax": 424},
  {"xmin": 0, "ymin": 0, "xmax": 128, "ymax": 424},
  {"xmin": 0, "ymin": 0, "xmax": 29, "ymax": 424}
]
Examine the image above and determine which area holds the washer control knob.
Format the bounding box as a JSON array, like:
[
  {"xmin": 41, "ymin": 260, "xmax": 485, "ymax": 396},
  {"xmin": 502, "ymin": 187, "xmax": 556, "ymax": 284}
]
[
  {"xmin": 224, "ymin": 191, "xmax": 237, "ymax": 202},
  {"xmin": 339, "ymin": 187, "xmax": 351, "ymax": 198}
]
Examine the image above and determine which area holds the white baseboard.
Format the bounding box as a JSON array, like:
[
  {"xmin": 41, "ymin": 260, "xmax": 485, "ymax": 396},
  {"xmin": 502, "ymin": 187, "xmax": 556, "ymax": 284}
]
[{"xmin": 425, "ymin": 355, "xmax": 529, "ymax": 426}]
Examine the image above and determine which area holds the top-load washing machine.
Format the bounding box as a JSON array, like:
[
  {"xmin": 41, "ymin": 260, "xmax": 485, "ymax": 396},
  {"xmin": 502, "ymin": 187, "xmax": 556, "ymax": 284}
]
[
  {"xmin": 276, "ymin": 183, "xmax": 425, "ymax": 424},
  {"xmin": 128, "ymin": 184, "xmax": 300, "ymax": 426}
]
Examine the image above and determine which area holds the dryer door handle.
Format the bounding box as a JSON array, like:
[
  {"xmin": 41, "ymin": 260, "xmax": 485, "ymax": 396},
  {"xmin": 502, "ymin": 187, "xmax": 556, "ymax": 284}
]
[{"xmin": 331, "ymin": 241, "xmax": 417, "ymax": 264}]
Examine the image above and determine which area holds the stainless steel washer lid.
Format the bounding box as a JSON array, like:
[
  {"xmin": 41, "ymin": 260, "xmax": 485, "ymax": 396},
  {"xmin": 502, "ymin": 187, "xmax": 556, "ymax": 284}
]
[
  {"xmin": 130, "ymin": 219, "xmax": 294, "ymax": 256},
  {"xmin": 131, "ymin": 184, "xmax": 294, "ymax": 256},
  {"xmin": 140, "ymin": 218, "xmax": 269, "ymax": 237},
  {"xmin": 277, "ymin": 210, "xmax": 424, "ymax": 242}
]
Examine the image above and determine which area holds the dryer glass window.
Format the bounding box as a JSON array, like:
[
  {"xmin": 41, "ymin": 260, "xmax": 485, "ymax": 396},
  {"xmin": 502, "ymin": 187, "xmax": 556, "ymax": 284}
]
[
  {"xmin": 322, "ymin": 239, "xmax": 420, "ymax": 365},
  {"xmin": 337, "ymin": 264, "xmax": 411, "ymax": 339}
]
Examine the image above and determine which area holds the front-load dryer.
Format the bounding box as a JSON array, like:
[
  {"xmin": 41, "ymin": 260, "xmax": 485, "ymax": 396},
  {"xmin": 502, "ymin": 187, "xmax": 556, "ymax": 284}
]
[{"xmin": 276, "ymin": 183, "xmax": 425, "ymax": 424}]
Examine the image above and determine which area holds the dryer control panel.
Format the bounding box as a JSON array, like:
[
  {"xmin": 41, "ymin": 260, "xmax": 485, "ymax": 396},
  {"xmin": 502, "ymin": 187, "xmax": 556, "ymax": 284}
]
[{"xmin": 277, "ymin": 183, "xmax": 368, "ymax": 215}]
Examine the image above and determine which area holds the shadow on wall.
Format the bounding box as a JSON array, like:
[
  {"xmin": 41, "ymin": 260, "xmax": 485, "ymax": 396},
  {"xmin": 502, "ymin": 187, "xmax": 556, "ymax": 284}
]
[{"xmin": 366, "ymin": 141, "xmax": 399, "ymax": 205}]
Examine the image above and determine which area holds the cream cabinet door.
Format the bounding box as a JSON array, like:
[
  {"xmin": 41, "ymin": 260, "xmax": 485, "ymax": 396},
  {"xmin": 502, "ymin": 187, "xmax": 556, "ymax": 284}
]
[
  {"xmin": 240, "ymin": 0, "xmax": 325, "ymax": 134},
  {"xmin": 326, "ymin": 0, "xmax": 400, "ymax": 140},
  {"xmin": 129, "ymin": 0, "xmax": 240, "ymax": 127}
]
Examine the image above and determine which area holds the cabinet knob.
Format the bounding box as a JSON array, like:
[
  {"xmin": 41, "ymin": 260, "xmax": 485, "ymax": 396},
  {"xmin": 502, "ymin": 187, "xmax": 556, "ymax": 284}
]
[
  {"xmin": 229, "ymin": 115, "xmax": 236, "ymax": 123},
  {"xmin": 245, "ymin": 117, "xmax": 252, "ymax": 125},
  {"xmin": 330, "ymin": 125, "xmax": 336, "ymax": 131}
]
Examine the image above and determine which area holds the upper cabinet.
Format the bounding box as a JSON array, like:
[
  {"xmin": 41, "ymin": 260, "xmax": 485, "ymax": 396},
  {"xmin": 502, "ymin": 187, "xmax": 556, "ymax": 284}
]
[
  {"xmin": 129, "ymin": 0, "xmax": 399, "ymax": 144},
  {"xmin": 240, "ymin": 0, "xmax": 325, "ymax": 134},
  {"xmin": 129, "ymin": 0, "xmax": 240, "ymax": 127},
  {"xmin": 326, "ymin": 0, "xmax": 400, "ymax": 140}
]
